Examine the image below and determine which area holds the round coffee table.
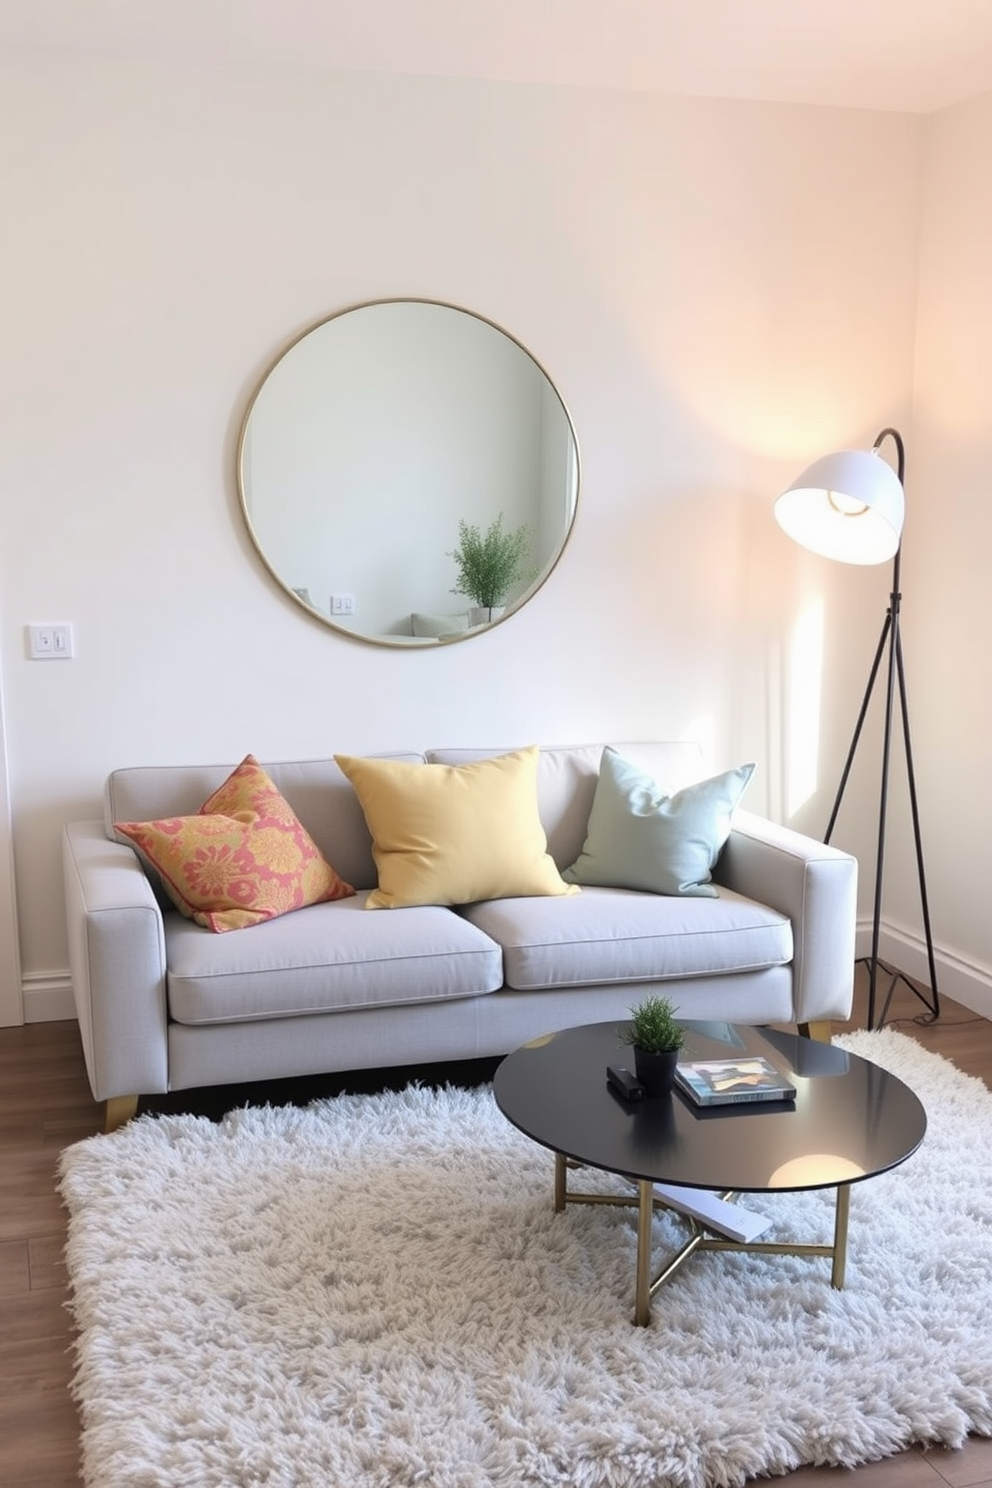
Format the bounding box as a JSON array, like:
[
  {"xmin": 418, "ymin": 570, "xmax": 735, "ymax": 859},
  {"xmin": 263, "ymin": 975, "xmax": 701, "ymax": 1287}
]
[{"xmin": 493, "ymin": 1021, "xmax": 926, "ymax": 1325}]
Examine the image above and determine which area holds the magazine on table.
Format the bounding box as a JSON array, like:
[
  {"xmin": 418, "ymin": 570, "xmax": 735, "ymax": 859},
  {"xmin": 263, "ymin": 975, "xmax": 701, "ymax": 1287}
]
[{"xmin": 675, "ymin": 1055, "xmax": 796, "ymax": 1106}]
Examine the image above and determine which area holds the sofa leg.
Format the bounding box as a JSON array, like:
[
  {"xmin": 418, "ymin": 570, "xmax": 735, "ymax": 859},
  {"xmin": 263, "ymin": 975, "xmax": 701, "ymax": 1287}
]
[
  {"xmin": 104, "ymin": 1095, "xmax": 139, "ymax": 1133},
  {"xmin": 798, "ymin": 1020, "xmax": 832, "ymax": 1043}
]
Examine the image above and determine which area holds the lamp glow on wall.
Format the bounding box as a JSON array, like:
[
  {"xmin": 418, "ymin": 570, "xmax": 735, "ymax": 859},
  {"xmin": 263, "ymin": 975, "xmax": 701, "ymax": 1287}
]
[{"xmin": 774, "ymin": 427, "xmax": 939, "ymax": 1031}]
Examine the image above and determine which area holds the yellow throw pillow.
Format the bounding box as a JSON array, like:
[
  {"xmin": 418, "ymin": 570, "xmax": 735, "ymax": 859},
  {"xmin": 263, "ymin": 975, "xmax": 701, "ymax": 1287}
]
[
  {"xmin": 335, "ymin": 746, "xmax": 578, "ymax": 909},
  {"xmin": 115, "ymin": 755, "xmax": 354, "ymax": 932}
]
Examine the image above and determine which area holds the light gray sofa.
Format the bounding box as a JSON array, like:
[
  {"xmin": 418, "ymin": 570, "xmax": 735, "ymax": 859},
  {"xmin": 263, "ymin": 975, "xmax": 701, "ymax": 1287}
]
[{"xmin": 62, "ymin": 741, "xmax": 857, "ymax": 1131}]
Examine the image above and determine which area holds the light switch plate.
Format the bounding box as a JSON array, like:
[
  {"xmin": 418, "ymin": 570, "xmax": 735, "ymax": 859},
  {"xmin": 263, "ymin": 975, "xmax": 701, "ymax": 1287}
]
[{"xmin": 27, "ymin": 623, "xmax": 74, "ymax": 659}]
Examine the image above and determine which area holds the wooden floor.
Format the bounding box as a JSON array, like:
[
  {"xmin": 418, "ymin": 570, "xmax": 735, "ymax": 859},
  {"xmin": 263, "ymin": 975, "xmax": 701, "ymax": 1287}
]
[{"xmin": 2, "ymin": 970, "xmax": 992, "ymax": 1488}]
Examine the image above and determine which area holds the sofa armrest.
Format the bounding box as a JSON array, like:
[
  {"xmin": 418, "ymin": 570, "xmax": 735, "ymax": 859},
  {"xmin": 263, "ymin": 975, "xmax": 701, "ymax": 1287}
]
[
  {"xmin": 62, "ymin": 820, "xmax": 169, "ymax": 1105},
  {"xmin": 714, "ymin": 809, "xmax": 857, "ymax": 1026}
]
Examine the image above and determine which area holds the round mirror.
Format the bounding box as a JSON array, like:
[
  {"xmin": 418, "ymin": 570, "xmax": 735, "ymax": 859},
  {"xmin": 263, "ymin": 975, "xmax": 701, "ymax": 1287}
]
[{"xmin": 237, "ymin": 299, "xmax": 580, "ymax": 646}]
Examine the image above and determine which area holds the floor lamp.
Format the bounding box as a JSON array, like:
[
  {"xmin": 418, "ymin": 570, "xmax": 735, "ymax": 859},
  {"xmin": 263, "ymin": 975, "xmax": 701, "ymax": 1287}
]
[{"xmin": 774, "ymin": 427, "xmax": 939, "ymax": 1031}]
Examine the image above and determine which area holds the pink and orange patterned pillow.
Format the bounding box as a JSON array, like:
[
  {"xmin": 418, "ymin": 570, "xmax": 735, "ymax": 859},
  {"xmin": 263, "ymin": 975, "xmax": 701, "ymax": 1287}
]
[{"xmin": 115, "ymin": 754, "xmax": 354, "ymax": 932}]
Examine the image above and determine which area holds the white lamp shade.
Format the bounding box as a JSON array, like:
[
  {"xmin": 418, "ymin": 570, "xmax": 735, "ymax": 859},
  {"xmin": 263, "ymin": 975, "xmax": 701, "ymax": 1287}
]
[{"xmin": 773, "ymin": 448, "xmax": 904, "ymax": 565}]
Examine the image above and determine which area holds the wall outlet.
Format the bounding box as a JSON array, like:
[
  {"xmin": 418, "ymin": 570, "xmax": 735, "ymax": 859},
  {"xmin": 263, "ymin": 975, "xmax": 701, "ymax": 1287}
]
[
  {"xmin": 330, "ymin": 594, "xmax": 356, "ymax": 616},
  {"xmin": 27, "ymin": 623, "xmax": 74, "ymax": 659}
]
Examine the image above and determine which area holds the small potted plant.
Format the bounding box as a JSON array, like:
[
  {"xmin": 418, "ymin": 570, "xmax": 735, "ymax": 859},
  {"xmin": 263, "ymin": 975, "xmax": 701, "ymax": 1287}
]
[
  {"xmin": 448, "ymin": 513, "xmax": 535, "ymax": 624},
  {"xmin": 618, "ymin": 994, "xmax": 686, "ymax": 1096}
]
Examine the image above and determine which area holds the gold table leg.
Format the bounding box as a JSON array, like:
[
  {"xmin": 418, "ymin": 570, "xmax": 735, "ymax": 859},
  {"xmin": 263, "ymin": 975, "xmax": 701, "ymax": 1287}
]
[
  {"xmin": 634, "ymin": 1180, "xmax": 654, "ymax": 1326},
  {"xmin": 554, "ymin": 1151, "xmax": 567, "ymax": 1212},
  {"xmin": 832, "ymin": 1183, "xmax": 850, "ymax": 1288}
]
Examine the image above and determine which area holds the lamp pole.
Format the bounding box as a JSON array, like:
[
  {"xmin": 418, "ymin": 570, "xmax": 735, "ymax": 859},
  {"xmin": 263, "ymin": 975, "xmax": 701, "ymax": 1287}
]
[{"xmin": 821, "ymin": 428, "xmax": 939, "ymax": 1029}]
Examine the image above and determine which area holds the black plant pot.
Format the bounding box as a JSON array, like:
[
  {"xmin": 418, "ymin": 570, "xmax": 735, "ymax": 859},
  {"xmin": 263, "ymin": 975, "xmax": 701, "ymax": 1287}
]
[{"xmin": 633, "ymin": 1046, "xmax": 680, "ymax": 1098}]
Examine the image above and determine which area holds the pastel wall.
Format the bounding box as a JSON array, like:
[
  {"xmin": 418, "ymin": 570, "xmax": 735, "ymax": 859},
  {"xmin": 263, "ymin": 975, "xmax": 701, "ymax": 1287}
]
[
  {"xmin": 0, "ymin": 48, "xmax": 922, "ymax": 1021},
  {"xmin": 893, "ymin": 89, "xmax": 992, "ymax": 1016}
]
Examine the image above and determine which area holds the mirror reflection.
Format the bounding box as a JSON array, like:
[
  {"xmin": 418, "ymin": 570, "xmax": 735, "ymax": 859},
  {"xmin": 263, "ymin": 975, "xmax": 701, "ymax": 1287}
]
[{"xmin": 238, "ymin": 299, "xmax": 579, "ymax": 646}]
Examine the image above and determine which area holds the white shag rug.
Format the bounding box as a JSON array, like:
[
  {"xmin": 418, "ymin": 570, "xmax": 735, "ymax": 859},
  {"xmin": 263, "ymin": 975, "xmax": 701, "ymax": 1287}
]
[{"xmin": 60, "ymin": 1029, "xmax": 992, "ymax": 1488}]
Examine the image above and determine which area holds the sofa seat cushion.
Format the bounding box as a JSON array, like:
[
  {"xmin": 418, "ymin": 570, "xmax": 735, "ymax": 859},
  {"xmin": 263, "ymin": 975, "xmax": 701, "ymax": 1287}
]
[
  {"xmin": 460, "ymin": 886, "xmax": 792, "ymax": 991},
  {"xmin": 164, "ymin": 893, "xmax": 504, "ymax": 1025}
]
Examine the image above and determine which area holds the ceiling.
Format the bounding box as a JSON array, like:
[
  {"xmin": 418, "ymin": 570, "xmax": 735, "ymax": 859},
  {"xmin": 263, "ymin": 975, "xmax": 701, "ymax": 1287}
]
[{"xmin": 5, "ymin": 0, "xmax": 992, "ymax": 114}]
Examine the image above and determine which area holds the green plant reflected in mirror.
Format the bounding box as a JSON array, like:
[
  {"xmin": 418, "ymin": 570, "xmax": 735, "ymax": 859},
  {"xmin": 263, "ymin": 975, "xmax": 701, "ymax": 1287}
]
[
  {"xmin": 448, "ymin": 513, "xmax": 537, "ymax": 625},
  {"xmin": 237, "ymin": 299, "xmax": 580, "ymax": 647}
]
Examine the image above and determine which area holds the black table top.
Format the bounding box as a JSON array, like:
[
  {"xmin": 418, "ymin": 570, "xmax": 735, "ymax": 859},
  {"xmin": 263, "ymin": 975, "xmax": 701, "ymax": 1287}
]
[{"xmin": 493, "ymin": 1021, "xmax": 927, "ymax": 1193}]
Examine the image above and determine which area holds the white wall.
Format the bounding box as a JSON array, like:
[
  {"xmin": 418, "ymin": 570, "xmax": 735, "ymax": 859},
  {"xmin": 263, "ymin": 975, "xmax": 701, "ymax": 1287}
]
[
  {"xmin": 895, "ymin": 89, "xmax": 992, "ymax": 1016},
  {"xmin": 0, "ymin": 49, "xmax": 922, "ymax": 1020}
]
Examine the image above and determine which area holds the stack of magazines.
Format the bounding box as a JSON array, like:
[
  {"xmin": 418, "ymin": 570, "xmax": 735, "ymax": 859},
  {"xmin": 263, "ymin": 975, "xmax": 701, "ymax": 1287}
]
[{"xmin": 675, "ymin": 1056, "xmax": 796, "ymax": 1106}]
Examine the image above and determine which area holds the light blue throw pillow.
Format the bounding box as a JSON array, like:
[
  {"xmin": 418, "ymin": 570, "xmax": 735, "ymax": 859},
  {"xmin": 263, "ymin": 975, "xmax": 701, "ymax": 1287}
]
[{"xmin": 563, "ymin": 748, "xmax": 755, "ymax": 898}]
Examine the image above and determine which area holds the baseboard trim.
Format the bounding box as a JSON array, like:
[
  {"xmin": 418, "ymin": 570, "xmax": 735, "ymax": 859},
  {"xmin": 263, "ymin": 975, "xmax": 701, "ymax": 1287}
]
[
  {"xmin": 22, "ymin": 971, "xmax": 76, "ymax": 1023},
  {"xmin": 857, "ymin": 922, "xmax": 992, "ymax": 1023}
]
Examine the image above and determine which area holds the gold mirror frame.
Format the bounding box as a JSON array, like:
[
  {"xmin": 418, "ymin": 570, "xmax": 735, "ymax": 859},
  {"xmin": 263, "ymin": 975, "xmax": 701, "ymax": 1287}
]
[{"xmin": 237, "ymin": 299, "xmax": 580, "ymax": 647}]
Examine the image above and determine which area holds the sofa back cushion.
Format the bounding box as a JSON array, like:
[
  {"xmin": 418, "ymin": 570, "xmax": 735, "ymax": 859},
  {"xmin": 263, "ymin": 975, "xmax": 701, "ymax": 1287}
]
[
  {"xmin": 105, "ymin": 754, "xmax": 426, "ymax": 892},
  {"xmin": 113, "ymin": 754, "xmax": 356, "ymax": 931},
  {"xmin": 105, "ymin": 742, "xmax": 710, "ymax": 893},
  {"xmin": 426, "ymin": 742, "xmax": 706, "ymax": 870}
]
